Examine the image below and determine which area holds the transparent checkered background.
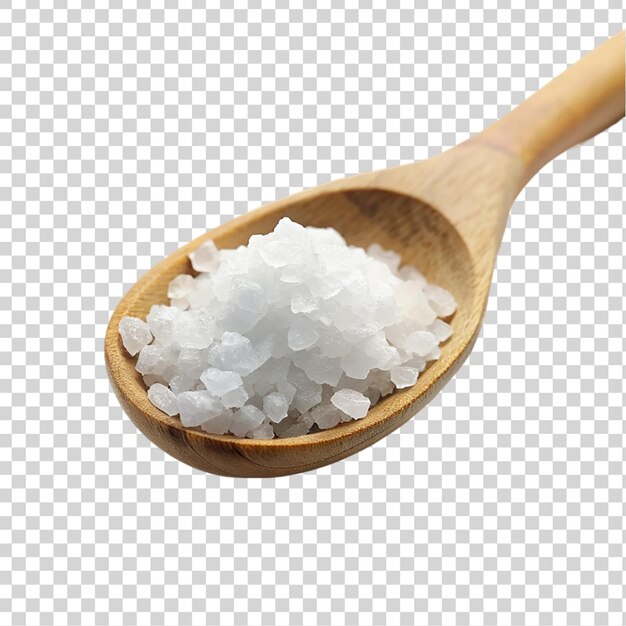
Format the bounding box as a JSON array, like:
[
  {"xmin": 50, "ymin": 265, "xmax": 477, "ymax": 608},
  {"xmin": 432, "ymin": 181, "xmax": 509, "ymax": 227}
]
[{"xmin": 2, "ymin": 2, "xmax": 625, "ymax": 625}]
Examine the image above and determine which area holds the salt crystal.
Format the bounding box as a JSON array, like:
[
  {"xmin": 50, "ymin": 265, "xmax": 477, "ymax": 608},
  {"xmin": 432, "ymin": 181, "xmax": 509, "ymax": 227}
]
[
  {"xmin": 259, "ymin": 239, "xmax": 301, "ymax": 268},
  {"xmin": 167, "ymin": 274, "xmax": 195, "ymax": 299},
  {"xmin": 146, "ymin": 305, "xmax": 180, "ymax": 346},
  {"xmin": 397, "ymin": 265, "xmax": 427, "ymax": 287},
  {"xmin": 177, "ymin": 391, "xmax": 223, "ymax": 427},
  {"xmin": 147, "ymin": 383, "xmax": 179, "ymax": 416},
  {"xmin": 425, "ymin": 346, "xmax": 441, "ymax": 361},
  {"xmin": 231, "ymin": 279, "xmax": 267, "ymax": 314},
  {"xmin": 423, "ymin": 284, "xmax": 457, "ymax": 318},
  {"xmin": 289, "ymin": 367, "xmax": 323, "ymax": 413},
  {"xmin": 296, "ymin": 351, "xmax": 343, "ymax": 386},
  {"xmin": 403, "ymin": 355, "xmax": 427, "ymax": 372},
  {"xmin": 273, "ymin": 216, "xmax": 308, "ymax": 241},
  {"xmin": 247, "ymin": 418, "xmax": 275, "ymax": 439},
  {"xmin": 169, "ymin": 374, "xmax": 196, "ymax": 394},
  {"xmin": 287, "ymin": 323, "xmax": 320, "ymax": 352},
  {"xmin": 176, "ymin": 348, "xmax": 210, "ymax": 378},
  {"xmin": 200, "ymin": 409, "xmax": 233, "ymax": 435},
  {"xmin": 143, "ymin": 373, "xmax": 166, "ymax": 387},
  {"xmin": 429, "ymin": 318, "xmax": 453, "ymax": 342},
  {"xmin": 170, "ymin": 296, "xmax": 190, "ymax": 310},
  {"xmin": 135, "ymin": 344, "xmax": 163, "ymax": 375},
  {"xmin": 331, "ymin": 389, "xmax": 371, "ymax": 419},
  {"xmin": 273, "ymin": 413, "xmax": 312, "ymax": 438},
  {"xmin": 120, "ymin": 217, "xmax": 456, "ymax": 438},
  {"xmin": 310, "ymin": 403, "xmax": 344, "ymax": 429},
  {"xmin": 186, "ymin": 275, "xmax": 215, "ymax": 309},
  {"xmin": 230, "ymin": 405, "xmax": 265, "ymax": 437},
  {"xmin": 292, "ymin": 388, "xmax": 322, "ymax": 414},
  {"xmin": 219, "ymin": 303, "xmax": 266, "ymax": 335},
  {"xmin": 340, "ymin": 349, "xmax": 372, "ymax": 380},
  {"xmin": 390, "ymin": 367, "xmax": 419, "ymax": 389},
  {"xmin": 359, "ymin": 334, "xmax": 401, "ymax": 370},
  {"xmin": 200, "ymin": 368, "xmax": 243, "ymax": 396},
  {"xmin": 276, "ymin": 381, "xmax": 296, "ymax": 404},
  {"xmin": 208, "ymin": 332, "xmax": 260, "ymax": 375},
  {"xmin": 405, "ymin": 331, "xmax": 438, "ymax": 357},
  {"xmin": 263, "ymin": 392, "xmax": 289, "ymax": 423},
  {"xmin": 119, "ymin": 316, "xmax": 153, "ymax": 356},
  {"xmin": 307, "ymin": 276, "xmax": 342, "ymax": 299},
  {"xmin": 395, "ymin": 283, "xmax": 437, "ymax": 326},
  {"xmin": 290, "ymin": 292, "xmax": 318, "ymax": 314},
  {"xmin": 317, "ymin": 327, "xmax": 351, "ymax": 358},
  {"xmin": 222, "ymin": 386, "xmax": 249, "ymax": 409},
  {"xmin": 280, "ymin": 267, "xmax": 301, "ymax": 284},
  {"xmin": 367, "ymin": 243, "xmax": 401, "ymax": 273},
  {"xmin": 189, "ymin": 240, "xmax": 220, "ymax": 273},
  {"xmin": 200, "ymin": 368, "xmax": 248, "ymax": 408},
  {"xmin": 173, "ymin": 311, "xmax": 214, "ymax": 349}
]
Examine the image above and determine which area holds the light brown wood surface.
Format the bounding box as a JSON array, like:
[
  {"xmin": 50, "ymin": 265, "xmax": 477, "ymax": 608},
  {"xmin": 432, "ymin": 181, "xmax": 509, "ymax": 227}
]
[{"xmin": 105, "ymin": 32, "xmax": 625, "ymax": 477}]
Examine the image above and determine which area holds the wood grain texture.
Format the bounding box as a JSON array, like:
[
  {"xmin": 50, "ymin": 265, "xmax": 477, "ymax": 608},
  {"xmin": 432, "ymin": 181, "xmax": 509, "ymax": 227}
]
[{"xmin": 105, "ymin": 32, "xmax": 625, "ymax": 477}]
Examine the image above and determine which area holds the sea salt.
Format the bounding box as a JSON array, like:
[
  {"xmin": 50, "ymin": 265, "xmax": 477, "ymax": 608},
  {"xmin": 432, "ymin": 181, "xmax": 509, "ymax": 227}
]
[
  {"xmin": 119, "ymin": 316, "xmax": 153, "ymax": 356},
  {"xmin": 189, "ymin": 240, "xmax": 220, "ymax": 273},
  {"xmin": 120, "ymin": 218, "xmax": 456, "ymax": 438},
  {"xmin": 147, "ymin": 383, "xmax": 179, "ymax": 416},
  {"xmin": 200, "ymin": 368, "xmax": 243, "ymax": 396},
  {"xmin": 177, "ymin": 390, "xmax": 223, "ymax": 427},
  {"xmin": 330, "ymin": 389, "xmax": 371, "ymax": 419},
  {"xmin": 263, "ymin": 392, "xmax": 289, "ymax": 423},
  {"xmin": 230, "ymin": 405, "xmax": 265, "ymax": 437},
  {"xmin": 390, "ymin": 367, "xmax": 420, "ymax": 389},
  {"xmin": 167, "ymin": 274, "xmax": 194, "ymax": 299}
]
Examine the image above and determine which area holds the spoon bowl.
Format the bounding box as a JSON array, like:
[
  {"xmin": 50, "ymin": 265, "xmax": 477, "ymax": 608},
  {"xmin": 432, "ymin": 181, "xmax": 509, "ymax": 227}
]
[
  {"xmin": 106, "ymin": 184, "xmax": 483, "ymax": 477},
  {"xmin": 105, "ymin": 33, "xmax": 624, "ymax": 477}
]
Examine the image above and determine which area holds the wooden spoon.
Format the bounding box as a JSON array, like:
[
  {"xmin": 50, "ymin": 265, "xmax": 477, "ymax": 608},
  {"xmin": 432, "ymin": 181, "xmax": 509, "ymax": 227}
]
[{"xmin": 105, "ymin": 32, "xmax": 625, "ymax": 477}]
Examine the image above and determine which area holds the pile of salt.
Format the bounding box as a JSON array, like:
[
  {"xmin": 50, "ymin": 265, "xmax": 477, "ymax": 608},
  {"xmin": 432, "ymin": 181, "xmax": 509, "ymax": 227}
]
[{"xmin": 119, "ymin": 218, "xmax": 456, "ymax": 438}]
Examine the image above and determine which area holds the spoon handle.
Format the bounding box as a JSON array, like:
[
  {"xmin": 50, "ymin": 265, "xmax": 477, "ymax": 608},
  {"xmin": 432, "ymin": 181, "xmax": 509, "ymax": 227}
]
[{"xmin": 473, "ymin": 31, "xmax": 625, "ymax": 187}]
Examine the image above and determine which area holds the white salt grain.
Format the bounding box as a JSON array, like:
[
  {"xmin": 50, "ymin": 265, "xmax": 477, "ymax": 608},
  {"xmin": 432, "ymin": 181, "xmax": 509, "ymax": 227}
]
[
  {"xmin": 292, "ymin": 385, "xmax": 323, "ymax": 414},
  {"xmin": 200, "ymin": 409, "xmax": 233, "ymax": 435},
  {"xmin": 263, "ymin": 392, "xmax": 289, "ymax": 423},
  {"xmin": 390, "ymin": 367, "xmax": 419, "ymax": 389},
  {"xmin": 208, "ymin": 332, "xmax": 259, "ymax": 375},
  {"xmin": 222, "ymin": 385, "xmax": 249, "ymax": 409},
  {"xmin": 173, "ymin": 312, "xmax": 214, "ymax": 349},
  {"xmin": 119, "ymin": 218, "xmax": 456, "ymax": 438},
  {"xmin": 276, "ymin": 381, "xmax": 296, "ymax": 404},
  {"xmin": 147, "ymin": 383, "xmax": 179, "ymax": 416},
  {"xmin": 331, "ymin": 389, "xmax": 371, "ymax": 419},
  {"xmin": 287, "ymin": 323, "xmax": 320, "ymax": 352},
  {"xmin": 135, "ymin": 344, "xmax": 164, "ymax": 375},
  {"xmin": 200, "ymin": 368, "xmax": 243, "ymax": 396},
  {"xmin": 310, "ymin": 403, "xmax": 344, "ymax": 429},
  {"xmin": 169, "ymin": 374, "xmax": 195, "ymax": 395},
  {"xmin": 230, "ymin": 405, "xmax": 265, "ymax": 437},
  {"xmin": 170, "ymin": 296, "xmax": 190, "ymax": 310},
  {"xmin": 177, "ymin": 391, "xmax": 223, "ymax": 427},
  {"xmin": 146, "ymin": 305, "xmax": 180, "ymax": 346},
  {"xmin": 143, "ymin": 373, "xmax": 166, "ymax": 387},
  {"xmin": 189, "ymin": 240, "xmax": 220, "ymax": 273},
  {"xmin": 119, "ymin": 316, "xmax": 153, "ymax": 356},
  {"xmin": 167, "ymin": 274, "xmax": 195, "ymax": 299},
  {"xmin": 429, "ymin": 318, "xmax": 453, "ymax": 343},
  {"xmin": 247, "ymin": 418, "xmax": 275, "ymax": 439},
  {"xmin": 423, "ymin": 284, "xmax": 457, "ymax": 318},
  {"xmin": 367, "ymin": 243, "xmax": 401, "ymax": 273},
  {"xmin": 405, "ymin": 331, "xmax": 438, "ymax": 357}
]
